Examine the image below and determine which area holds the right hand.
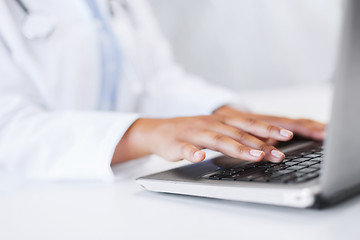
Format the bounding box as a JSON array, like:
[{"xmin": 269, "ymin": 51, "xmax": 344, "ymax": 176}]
[{"xmin": 112, "ymin": 115, "xmax": 294, "ymax": 164}]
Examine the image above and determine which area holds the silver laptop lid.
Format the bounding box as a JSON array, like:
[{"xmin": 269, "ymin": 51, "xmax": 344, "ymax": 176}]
[{"xmin": 321, "ymin": 0, "xmax": 360, "ymax": 199}]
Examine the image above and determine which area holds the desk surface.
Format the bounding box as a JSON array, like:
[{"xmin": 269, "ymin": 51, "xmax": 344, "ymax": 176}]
[{"xmin": 1, "ymin": 83, "xmax": 359, "ymax": 240}]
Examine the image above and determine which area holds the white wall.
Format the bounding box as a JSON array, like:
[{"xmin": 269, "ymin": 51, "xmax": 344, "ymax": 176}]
[{"xmin": 148, "ymin": 0, "xmax": 343, "ymax": 90}]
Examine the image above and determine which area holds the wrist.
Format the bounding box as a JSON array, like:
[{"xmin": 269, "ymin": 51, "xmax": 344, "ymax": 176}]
[{"xmin": 111, "ymin": 118, "xmax": 157, "ymax": 164}]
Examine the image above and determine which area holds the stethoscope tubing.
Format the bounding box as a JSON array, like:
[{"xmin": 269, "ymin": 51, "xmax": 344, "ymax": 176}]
[{"xmin": 14, "ymin": 0, "xmax": 30, "ymax": 15}]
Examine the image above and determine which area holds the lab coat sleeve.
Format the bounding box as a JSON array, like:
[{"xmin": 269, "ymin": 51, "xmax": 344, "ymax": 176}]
[
  {"xmin": 0, "ymin": 45, "xmax": 138, "ymax": 181},
  {"xmin": 133, "ymin": 0, "xmax": 242, "ymax": 118}
]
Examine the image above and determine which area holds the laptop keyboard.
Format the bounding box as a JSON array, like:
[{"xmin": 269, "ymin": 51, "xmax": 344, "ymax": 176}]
[{"xmin": 206, "ymin": 143, "xmax": 323, "ymax": 184}]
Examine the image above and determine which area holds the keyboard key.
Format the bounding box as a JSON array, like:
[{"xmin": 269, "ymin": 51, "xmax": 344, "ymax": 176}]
[
  {"xmin": 308, "ymin": 160, "xmax": 321, "ymax": 165},
  {"xmin": 241, "ymin": 162, "xmax": 262, "ymax": 169},
  {"xmin": 286, "ymin": 172, "xmax": 307, "ymax": 182},
  {"xmin": 242, "ymin": 167, "xmax": 265, "ymax": 174},
  {"xmin": 266, "ymin": 169, "xmax": 295, "ymax": 179},
  {"xmin": 266, "ymin": 164, "xmax": 287, "ymax": 171},
  {"xmin": 234, "ymin": 163, "xmax": 258, "ymax": 170},
  {"xmin": 276, "ymin": 169, "xmax": 295, "ymax": 175},
  {"xmin": 234, "ymin": 174, "xmax": 263, "ymax": 181},
  {"xmin": 285, "ymin": 154, "xmax": 301, "ymax": 159},
  {"xmin": 251, "ymin": 175, "xmax": 272, "ymax": 182},
  {"xmin": 286, "ymin": 165, "xmax": 307, "ymax": 171},
  {"xmin": 233, "ymin": 169, "xmax": 270, "ymax": 180},
  {"xmin": 304, "ymin": 172, "xmax": 320, "ymax": 180},
  {"xmin": 218, "ymin": 169, "xmax": 242, "ymax": 175},
  {"xmin": 270, "ymin": 173, "xmax": 297, "ymax": 183},
  {"xmin": 304, "ymin": 153, "xmax": 321, "ymax": 158},
  {"xmin": 298, "ymin": 161, "xmax": 317, "ymax": 167},
  {"xmin": 291, "ymin": 157, "xmax": 312, "ymax": 162},
  {"xmin": 284, "ymin": 161, "xmax": 299, "ymax": 167},
  {"xmin": 309, "ymin": 163, "xmax": 321, "ymax": 169},
  {"xmin": 282, "ymin": 158, "xmax": 294, "ymax": 162},
  {"xmin": 290, "ymin": 176, "xmax": 309, "ymax": 183},
  {"xmin": 298, "ymin": 168, "xmax": 317, "ymax": 174},
  {"xmin": 257, "ymin": 162, "xmax": 278, "ymax": 168}
]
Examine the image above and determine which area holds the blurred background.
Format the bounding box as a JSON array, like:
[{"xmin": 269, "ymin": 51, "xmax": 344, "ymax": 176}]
[{"xmin": 148, "ymin": 0, "xmax": 343, "ymax": 91}]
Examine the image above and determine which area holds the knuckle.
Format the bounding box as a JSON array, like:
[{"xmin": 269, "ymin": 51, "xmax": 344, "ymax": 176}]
[
  {"xmin": 215, "ymin": 114, "xmax": 226, "ymax": 122},
  {"xmin": 211, "ymin": 134, "xmax": 227, "ymax": 151},
  {"xmin": 258, "ymin": 143, "xmax": 273, "ymax": 153},
  {"xmin": 266, "ymin": 125, "xmax": 278, "ymax": 134},
  {"xmin": 197, "ymin": 116, "xmax": 215, "ymax": 125},
  {"xmin": 245, "ymin": 118, "xmax": 257, "ymax": 127},
  {"xmin": 235, "ymin": 130, "xmax": 248, "ymax": 141},
  {"xmin": 258, "ymin": 143, "xmax": 268, "ymax": 152},
  {"xmin": 236, "ymin": 146, "xmax": 247, "ymax": 155},
  {"xmin": 213, "ymin": 134, "xmax": 226, "ymax": 144}
]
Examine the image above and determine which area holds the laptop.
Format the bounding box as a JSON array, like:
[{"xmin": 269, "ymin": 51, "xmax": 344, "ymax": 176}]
[{"xmin": 136, "ymin": 0, "xmax": 360, "ymax": 208}]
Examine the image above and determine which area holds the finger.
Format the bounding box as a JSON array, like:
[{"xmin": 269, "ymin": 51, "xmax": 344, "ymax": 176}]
[
  {"xmin": 266, "ymin": 139, "xmax": 278, "ymax": 146},
  {"xmin": 305, "ymin": 120, "xmax": 326, "ymax": 131},
  {"xmin": 253, "ymin": 136, "xmax": 278, "ymax": 146},
  {"xmin": 173, "ymin": 142, "xmax": 206, "ymax": 163},
  {"xmin": 187, "ymin": 130, "xmax": 266, "ymax": 162},
  {"xmin": 208, "ymin": 123, "xmax": 285, "ymax": 162},
  {"xmin": 269, "ymin": 118, "xmax": 325, "ymax": 140},
  {"xmin": 251, "ymin": 115, "xmax": 326, "ymax": 140},
  {"xmin": 222, "ymin": 116, "xmax": 294, "ymax": 141},
  {"xmin": 292, "ymin": 120, "xmax": 326, "ymax": 140}
]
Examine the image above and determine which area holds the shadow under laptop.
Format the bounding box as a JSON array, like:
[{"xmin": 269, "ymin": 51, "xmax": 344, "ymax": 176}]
[
  {"xmin": 134, "ymin": 187, "xmax": 360, "ymax": 239},
  {"xmin": 134, "ymin": 187, "xmax": 360, "ymax": 215}
]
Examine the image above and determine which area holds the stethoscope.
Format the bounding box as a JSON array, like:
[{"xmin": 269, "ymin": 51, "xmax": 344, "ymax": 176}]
[
  {"xmin": 0, "ymin": 0, "xmax": 136, "ymax": 109},
  {"xmin": 14, "ymin": 0, "xmax": 56, "ymax": 40},
  {"xmin": 13, "ymin": 0, "xmax": 133, "ymax": 41}
]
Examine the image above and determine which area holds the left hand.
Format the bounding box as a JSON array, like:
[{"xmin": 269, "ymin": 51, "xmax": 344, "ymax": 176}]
[{"xmin": 214, "ymin": 106, "xmax": 326, "ymax": 142}]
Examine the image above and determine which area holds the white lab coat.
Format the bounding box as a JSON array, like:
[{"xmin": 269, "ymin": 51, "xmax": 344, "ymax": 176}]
[{"xmin": 0, "ymin": 0, "xmax": 238, "ymax": 181}]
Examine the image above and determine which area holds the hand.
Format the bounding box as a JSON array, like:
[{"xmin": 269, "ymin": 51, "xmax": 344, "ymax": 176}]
[{"xmin": 112, "ymin": 113, "xmax": 297, "ymax": 164}]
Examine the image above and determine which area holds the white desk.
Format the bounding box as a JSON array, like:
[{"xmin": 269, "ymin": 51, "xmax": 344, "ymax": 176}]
[{"xmin": 0, "ymin": 83, "xmax": 359, "ymax": 240}]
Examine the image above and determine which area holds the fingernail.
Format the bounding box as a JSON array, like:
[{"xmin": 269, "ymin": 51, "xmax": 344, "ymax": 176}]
[
  {"xmin": 271, "ymin": 150, "xmax": 285, "ymax": 161},
  {"xmin": 280, "ymin": 129, "xmax": 293, "ymax": 138},
  {"xmin": 250, "ymin": 149, "xmax": 264, "ymax": 157},
  {"xmin": 193, "ymin": 151, "xmax": 205, "ymax": 162}
]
